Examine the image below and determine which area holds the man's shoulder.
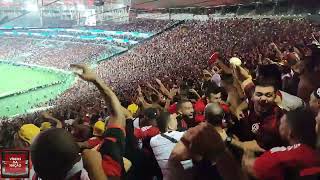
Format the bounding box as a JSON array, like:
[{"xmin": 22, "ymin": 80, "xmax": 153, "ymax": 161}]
[
  {"xmin": 150, "ymin": 134, "xmax": 165, "ymax": 147},
  {"xmin": 150, "ymin": 131, "xmax": 183, "ymax": 145},
  {"xmin": 166, "ymin": 131, "xmax": 185, "ymax": 138}
]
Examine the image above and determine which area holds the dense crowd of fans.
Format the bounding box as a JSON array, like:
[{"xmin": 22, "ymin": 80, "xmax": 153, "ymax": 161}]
[
  {"xmin": 97, "ymin": 19, "xmax": 178, "ymax": 33},
  {"xmin": 0, "ymin": 20, "xmax": 175, "ymax": 70},
  {"xmin": 51, "ymin": 18, "xmax": 319, "ymax": 109},
  {"xmin": 0, "ymin": 37, "xmax": 122, "ymax": 69},
  {"xmin": 1, "ymin": 17, "xmax": 320, "ymax": 180}
]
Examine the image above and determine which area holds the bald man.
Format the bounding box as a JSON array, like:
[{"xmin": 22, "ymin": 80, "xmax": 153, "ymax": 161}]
[{"xmin": 205, "ymin": 103, "xmax": 265, "ymax": 153}]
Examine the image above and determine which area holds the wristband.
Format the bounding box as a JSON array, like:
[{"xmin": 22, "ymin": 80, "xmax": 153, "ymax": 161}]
[
  {"xmin": 225, "ymin": 136, "xmax": 233, "ymax": 146},
  {"xmin": 314, "ymin": 88, "xmax": 320, "ymax": 99}
]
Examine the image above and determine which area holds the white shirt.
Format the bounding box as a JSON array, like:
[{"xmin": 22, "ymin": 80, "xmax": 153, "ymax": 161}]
[
  {"xmin": 133, "ymin": 118, "xmax": 140, "ymax": 129},
  {"xmin": 150, "ymin": 131, "xmax": 193, "ymax": 180},
  {"xmin": 279, "ymin": 90, "xmax": 305, "ymax": 111},
  {"xmin": 211, "ymin": 73, "xmax": 221, "ymax": 87}
]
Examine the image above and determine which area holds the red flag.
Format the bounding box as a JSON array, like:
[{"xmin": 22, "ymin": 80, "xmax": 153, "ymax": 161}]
[{"xmin": 209, "ymin": 52, "xmax": 219, "ymax": 65}]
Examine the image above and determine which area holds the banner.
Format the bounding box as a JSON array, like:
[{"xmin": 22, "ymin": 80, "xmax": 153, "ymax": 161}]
[{"xmin": 1, "ymin": 150, "xmax": 29, "ymax": 178}]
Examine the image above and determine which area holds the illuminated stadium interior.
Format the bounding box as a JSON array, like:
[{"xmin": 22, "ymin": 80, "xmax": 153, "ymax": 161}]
[
  {"xmin": 1, "ymin": 0, "xmax": 320, "ymax": 179},
  {"xmin": 0, "ymin": 0, "xmax": 319, "ymax": 118}
]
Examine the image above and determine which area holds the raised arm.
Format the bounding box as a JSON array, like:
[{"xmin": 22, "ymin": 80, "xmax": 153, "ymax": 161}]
[
  {"xmin": 42, "ymin": 112, "xmax": 62, "ymax": 128},
  {"xmin": 70, "ymin": 64, "xmax": 125, "ymax": 127},
  {"xmin": 82, "ymin": 149, "xmax": 108, "ymax": 180},
  {"xmin": 146, "ymin": 82, "xmax": 161, "ymax": 96},
  {"xmin": 155, "ymin": 78, "xmax": 171, "ymax": 98},
  {"xmin": 121, "ymin": 106, "xmax": 133, "ymax": 120},
  {"xmin": 189, "ymin": 89, "xmax": 201, "ymax": 99},
  {"xmin": 137, "ymin": 85, "xmax": 152, "ymax": 109},
  {"xmin": 269, "ymin": 42, "xmax": 284, "ymax": 60},
  {"xmin": 232, "ymin": 65, "xmax": 253, "ymax": 92},
  {"xmin": 216, "ymin": 59, "xmax": 233, "ymax": 74}
]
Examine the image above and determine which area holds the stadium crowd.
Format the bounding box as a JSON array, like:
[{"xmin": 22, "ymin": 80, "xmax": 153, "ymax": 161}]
[
  {"xmin": 96, "ymin": 19, "xmax": 178, "ymax": 33},
  {"xmin": 0, "ymin": 37, "xmax": 123, "ymax": 69},
  {"xmin": 1, "ymin": 17, "xmax": 320, "ymax": 180}
]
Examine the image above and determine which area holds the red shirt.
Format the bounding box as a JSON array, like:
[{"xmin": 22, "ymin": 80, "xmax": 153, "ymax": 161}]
[
  {"xmin": 254, "ymin": 144, "xmax": 320, "ymax": 180},
  {"xmin": 87, "ymin": 137, "xmax": 103, "ymax": 148},
  {"xmin": 134, "ymin": 126, "xmax": 160, "ymax": 140},
  {"xmin": 168, "ymin": 103, "xmax": 177, "ymax": 114},
  {"xmin": 239, "ymin": 83, "xmax": 284, "ymax": 150},
  {"xmin": 194, "ymin": 99, "xmax": 206, "ymax": 123},
  {"xmin": 194, "ymin": 99, "xmax": 206, "ymax": 113}
]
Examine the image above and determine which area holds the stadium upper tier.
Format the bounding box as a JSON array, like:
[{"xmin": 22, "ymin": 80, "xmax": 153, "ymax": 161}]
[
  {"xmin": 0, "ymin": 28, "xmax": 155, "ymax": 47},
  {"xmin": 0, "ymin": 37, "xmax": 126, "ymax": 69}
]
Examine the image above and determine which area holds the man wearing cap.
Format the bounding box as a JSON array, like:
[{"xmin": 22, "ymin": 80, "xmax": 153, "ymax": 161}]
[
  {"xmin": 14, "ymin": 124, "xmax": 40, "ymax": 149},
  {"xmin": 134, "ymin": 108, "xmax": 162, "ymax": 180},
  {"xmin": 5, "ymin": 124, "xmax": 41, "ymax": 179},
  {"xmin": 134, "ymin": 108, "xmax": 160, "ymax": 146},
  {"xmin": 127, "ymin": 102, "xmax": 139, "ymax": 116},
  {"xmin": 77, "ymin": 120, "xmax": 106, "ymax": 149},
  {"xmin": 309, "ymin": 87, "xmax": 320, "ymax": 115}
]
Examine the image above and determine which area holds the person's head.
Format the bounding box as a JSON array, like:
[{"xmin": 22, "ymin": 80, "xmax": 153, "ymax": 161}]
[
  {"xmin": 203, "ymin": 70, "xmax": 212, "ymax": 81},
  {"xmin": 127, "ymin": 103, "xmax": 139, "ymax": 115},
  {"xmin": 150, "ymin": 93, "xmax": 160, "ymax": 104},
  {"xmin": 31, "ymin": 128, "xmax": 81, "ymax": 180},
  {"xmin": 177, "ymin": 100, "xmax": 194, "ymax": 119},
  {"xmin": 252, "ymin": 78, "xmax": 278, "ymax": 116},
  {"xmin": 157, "ymin": 111, "xmax": 178, "ymax": 133},
  {"xmin": 221, "ymin": 73, "xmax": 234, "ymax": 90},
  {"xmin": 204, "ymin": 103, "xmax": 224, "ymax": 127},
  {"xmin": 279, "ymin": 108, "xmax": 316, "ymax": 148},
  {"xmin": 309, "ymin": 88, "xmax": 320, "ymax": 114},
  {"xmin": 256, "ymin": 64, "xmax": 282, "ymax": 90},
  {"xmin": 14, "ymin": 124, "xmax": 40, "ymax": 149},
  {"xmin": 142, "ymin": 108, "xmax": 158, "ymax": 127},
  {"xmin": 93, "ymin": 120, "xmax": 105, "ymax": 137},
  {"xmin": 206, "ymin": 86, "xmax": 228, "ymax": 104}
]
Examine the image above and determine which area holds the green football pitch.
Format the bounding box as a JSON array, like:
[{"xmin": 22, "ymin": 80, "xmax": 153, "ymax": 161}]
[{"xmin": 0, "ymin": 63, "xmax": 75, "ymax": 118}]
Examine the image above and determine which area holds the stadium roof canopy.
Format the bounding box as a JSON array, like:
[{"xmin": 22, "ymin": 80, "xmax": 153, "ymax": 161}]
[
  {"xmin": 131, "ymin": 0, "xmax": 320, "ymax": 10},
  {"xmin": 0, "ymin": 0, "xmax": 129, "ymax": 8}
]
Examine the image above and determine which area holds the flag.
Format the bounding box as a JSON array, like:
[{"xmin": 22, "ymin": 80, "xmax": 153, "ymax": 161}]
[{"xmin": 209, "ymin": 52, "xmax": 219, "ymax": 65}]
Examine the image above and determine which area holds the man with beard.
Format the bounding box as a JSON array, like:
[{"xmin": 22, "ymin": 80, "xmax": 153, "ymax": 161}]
[{"xmin": 176, "ymin": 100, "xmax": 196, "ymax": 131}]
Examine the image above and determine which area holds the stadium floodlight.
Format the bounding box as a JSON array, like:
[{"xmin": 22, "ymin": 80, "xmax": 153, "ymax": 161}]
[
  {"xmin": 25, "ymin": 2, "xmax": 38, "ymax": 12},
  {"xmin": 77, "ymin": 4, "xmax": 86, "ymax": 11}
]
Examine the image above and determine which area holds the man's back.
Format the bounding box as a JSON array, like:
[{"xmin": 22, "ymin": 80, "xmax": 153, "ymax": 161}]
[{"xmin": 150, "ymin": 131, "xmax": 193, "ymax": 180}]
